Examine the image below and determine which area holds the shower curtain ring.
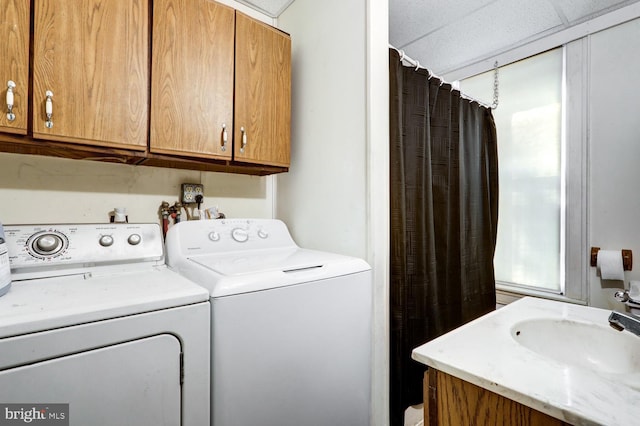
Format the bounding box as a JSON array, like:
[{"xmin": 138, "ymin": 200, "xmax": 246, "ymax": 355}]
[
  {"xmin": 414, "ymin": 60, "xmax": 420, "ymax": 71},
  {"xmin": 399, "ymin": 50, "xmax": 405, "ymax": 62}
]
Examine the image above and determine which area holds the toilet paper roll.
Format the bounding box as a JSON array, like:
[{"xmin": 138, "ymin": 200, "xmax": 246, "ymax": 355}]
[{"xmin": 597, "ymin": 250, "xmax": 625, "ymax": 280}]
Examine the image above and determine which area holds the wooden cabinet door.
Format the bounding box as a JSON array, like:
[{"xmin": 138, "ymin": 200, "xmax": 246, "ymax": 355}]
[
  {"xmin": 150, "ymin": 0, "xmax": 234, "ymax": 159},
  {"xmin": 234, "ymin": 12, "xmax": 291, "ymax": 167},
  {"xmin": 32, "ymin": 0, "xmax": 149, "ymax": 150},
  {"xmin": 425, "ymin": 370, "xmax": 570, "ymax": 426},
  {"xmin": 0, "ymin": 0, "xmax": 30, "ymax": 135}
]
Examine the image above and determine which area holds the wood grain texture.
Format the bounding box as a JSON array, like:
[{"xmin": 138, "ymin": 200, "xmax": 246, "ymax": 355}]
[
  {"xmin": 426, "ymin": 369, "xmax": 570, "ymax": 426},
  {"xmin": 150, "ymin": 0, "xmax": 234, "ymax": 159},
  {"xmin": 0, "ymin": 133, "xmax": 145, "ymax": 165},
  {"xmin": 31, "ymin": 0, "xmax": 149, "ymax": 150},
  {"xmin": 0, "ymin": 0, "xmax": 30, "ymax": 135},
  {"xmin": 273, "ymin": 27, "xmax": 291, "ymax": 165},
  {"xmin": 0, "ymin": 132, "xmax": 287, "ymax": 175},
  {"xmin": 234, "ymin": 11, "xmax": 290, "ymax": 167}
]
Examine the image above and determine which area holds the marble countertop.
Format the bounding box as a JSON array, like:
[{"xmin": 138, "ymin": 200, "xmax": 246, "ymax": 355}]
[{"xmin": 412, "ymin": 297, "xmax": 640, "ymax": 426}]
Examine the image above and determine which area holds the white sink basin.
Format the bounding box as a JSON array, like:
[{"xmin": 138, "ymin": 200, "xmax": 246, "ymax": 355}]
[
  {"xmin": 413, "ymin": 297, "xmax": 640, "ymax": 425},
  {"xmin": 511, "ymin": 318, "xmax": 640, "ymax": 375}
]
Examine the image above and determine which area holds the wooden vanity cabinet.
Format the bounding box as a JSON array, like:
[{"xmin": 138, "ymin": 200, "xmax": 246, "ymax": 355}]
[
  {"xmin": 234, "ymin": 11, "xmax": 291, "ymax": 167},
  {"xmin": 0, "ymin": 0, "xmax": 29, "ymax": 135},
  {"xmin": 31, "ymin": 0, "xmax": 149, "ymax": 150},
  {"xmin": 150, "ymin": 0, "xmax": 235, "ymax": 160},
  {"xmin": 424, "ymin": 369, "xmax": 571, "ymax": 426}
]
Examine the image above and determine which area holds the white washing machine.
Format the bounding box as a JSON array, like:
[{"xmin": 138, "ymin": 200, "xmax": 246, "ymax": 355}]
[
  {"xmin": 165, "ymin": 219, "xmax": 372, "ymax": 426},
  {"xmin": 0, "ymin": 223, "xmax": 210, "ymax": 426}
]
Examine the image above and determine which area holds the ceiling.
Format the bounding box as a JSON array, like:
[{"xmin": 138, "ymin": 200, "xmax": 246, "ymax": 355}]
[
  {"xmin": 389, "ymin": 0, "xmax": 640, "ymax": 75},
  {"xmin": 234, "ymin": 0, "xmax": 295, "ymax": 17},
  {"xmin": 237, "ymin": 0, "xmax": 638, "ymax": 75}
]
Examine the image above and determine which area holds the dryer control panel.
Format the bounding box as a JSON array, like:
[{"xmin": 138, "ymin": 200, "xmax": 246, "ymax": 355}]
[{"xmin": 4, "ymin": 223, "xmax": 164, "ymax": 273}]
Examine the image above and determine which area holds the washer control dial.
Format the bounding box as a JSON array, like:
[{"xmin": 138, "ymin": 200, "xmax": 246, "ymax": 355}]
[
  {"xmin": 231, "ymin": 228, "xmax": 249, "ymax": 242},
  {"xmin": 28, "ymin": 230, "xmax": 68, "ymax": 258},
  {"xmin": 209, "ymin": 232, "xmax": 220, "ymax": 242},
  {"xmin": 257, "ymin": 229, "xmax": 269, "ymax": 239},
  {"xmin": 127, "ymin": 234, "xmax": 142, "ymax": 245},
  {"xmin": 34, "ymin": 234, "xmax": 63, "ymax": 254},
  {"xmin": 99, "ymin": 235, "xmax": 114, "ymax": 247}
]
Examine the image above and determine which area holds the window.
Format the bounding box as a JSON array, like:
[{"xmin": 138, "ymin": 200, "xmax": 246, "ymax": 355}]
[{"xmin": 460, "ymin": 48, "xmax": 571, "ymax": 297}]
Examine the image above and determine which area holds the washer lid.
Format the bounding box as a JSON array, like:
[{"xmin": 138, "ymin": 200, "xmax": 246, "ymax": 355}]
[
  {"xmin": 185, "ymin": 248, "xmax": 371, "ymax": 297},
  {"xmin": 190, "ymin": 247, "xmax": 342, "ymax": 276}
]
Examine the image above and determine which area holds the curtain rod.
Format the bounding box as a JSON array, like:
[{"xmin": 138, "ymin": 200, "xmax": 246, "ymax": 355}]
[{"xmin": 388, "ymin": 44, "xmax": 496, "ymax": 110}]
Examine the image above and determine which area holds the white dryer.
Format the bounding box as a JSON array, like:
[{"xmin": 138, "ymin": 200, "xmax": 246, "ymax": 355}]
[
  {"xmin": 0, "ymin": 223, "xmax": 210, "ymax": 426},
  {"xmin": 165, "ymin": 219, "xmax": 372, "ymax": 426}
]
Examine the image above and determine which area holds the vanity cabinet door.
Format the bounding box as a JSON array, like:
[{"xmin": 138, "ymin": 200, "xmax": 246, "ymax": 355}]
[
  {"xmin": 150, "ymin": 0, "xmax": 234, "ymax": 159},
  {"xmin": 31, "ymin": 0, "xmax": 149, "ymax": 150},
  {"xmin": 425, "ymin": 369, "xmax": 570, "ymax": 426},
  {"xmin": 0, "ymin": 0, "xmax": 29, "ymax": 135},
  {"xmin": 234, "ymin": 11, "xmax": 291, "ymax": 167}
]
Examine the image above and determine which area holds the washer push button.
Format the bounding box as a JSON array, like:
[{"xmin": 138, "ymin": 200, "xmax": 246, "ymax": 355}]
[{"xmin": 231, "ymin": 228, "xmax": 249, "ymax": 243}]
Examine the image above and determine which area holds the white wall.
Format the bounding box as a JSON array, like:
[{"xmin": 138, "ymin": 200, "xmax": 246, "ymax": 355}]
[
  {"xmin": 0, "ymin": 153, "xmax": 273, "ymax": 224},
  {"xmin": 276, "ymin": 0, "xmax": 368, "ymax": 258},
  {"xmin": 0, "ymin": 0, "xmax": 275, "ymax": 227},
  {"xmin": 588, "ymin": 18, "xmax": 640, "ymax": 309},
  {"xmin": 277, "ymin": 0, "xmax": 390, "ymax": 425}
]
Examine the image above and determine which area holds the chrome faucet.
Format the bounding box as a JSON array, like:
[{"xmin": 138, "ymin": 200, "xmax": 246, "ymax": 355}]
[
  {"xmin": 614, "ymin": 289, "xmax": 631, "ymax": 303},
  {"xmin": 609, "ymin": 311, "xmax": 640, "ymax": 337}
]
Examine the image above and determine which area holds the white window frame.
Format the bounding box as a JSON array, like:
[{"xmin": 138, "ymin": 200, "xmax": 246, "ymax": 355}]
[
  {"xmin": 493, "ymin": 44, "xmax": 586, "ymax": 305},
  {"xmin": 463, "ymin": 46, "xmax": 585, "ymax": 305},
  {"xmin": 445, "ymin": 5, "xmax": 640, "ymax": 305}
]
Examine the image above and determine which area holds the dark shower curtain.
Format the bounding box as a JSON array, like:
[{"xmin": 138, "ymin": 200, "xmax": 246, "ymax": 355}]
[{"xmin": 389, "ymin": 48, "xmax": 499, "ymax": 426}]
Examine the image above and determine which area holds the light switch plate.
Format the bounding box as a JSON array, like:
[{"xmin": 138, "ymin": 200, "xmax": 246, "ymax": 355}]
[{"xmin": 181, "ymin": 183, "xmax": 204, "ymax": 204}]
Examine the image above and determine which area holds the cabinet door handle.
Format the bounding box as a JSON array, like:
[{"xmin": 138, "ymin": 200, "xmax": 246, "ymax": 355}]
[
  {"xmin": 221, "ymin": 124, "xmax": 228, "ymax": 151},
  {"xmin": 240, "ymin": 126, "xmax": 247, "ymax": 153},
  {"xmin": 6, "ymin": 81, "xmax": 16, "ymax": 122},
  {"xmin": 45, "ymin": 90, "xmax": 54, "ymax": 128}
]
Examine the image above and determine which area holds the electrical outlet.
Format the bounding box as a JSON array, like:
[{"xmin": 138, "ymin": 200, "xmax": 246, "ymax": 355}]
[{"xmin": 181, "ymin": 183, "xmax": 204, "ymax": 204}]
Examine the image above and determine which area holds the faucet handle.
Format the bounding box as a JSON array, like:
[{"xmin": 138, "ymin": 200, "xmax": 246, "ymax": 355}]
[{"xmin": 614, "ymin": 290, "xmax": 630, "ymax": 302}]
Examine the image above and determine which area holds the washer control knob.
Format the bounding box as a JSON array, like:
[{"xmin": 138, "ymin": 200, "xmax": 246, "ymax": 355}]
[
  {"xmin": 35, "ymin": 234, "xmax": 62, "ymax": 253},
  {"xmin": 99, "ymin": 235, "xmax": 114, "ymax": 247},
  {"xmin": 257, "ymin": 229, "xmax": 269, "ymax": 239},
  {"xmin": 127, "ymin": 234, "xmax": 141, "ymax": 245},
  {"xmin": 209, "ymin": 232, "xmax": 220, "ymax": 242},
  {"xmin": 231, "ymin": 228, "xmax": 249, "ymax": 242}
]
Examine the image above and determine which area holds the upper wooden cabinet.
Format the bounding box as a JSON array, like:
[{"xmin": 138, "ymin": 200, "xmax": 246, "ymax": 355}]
[
  {"xmin": 235, "ymin": 12, "xmax": 291, "ymax": 167},
  {"xmin": 150, "ymin": 0, "xmax": 235, "ymax": 159},
  {"xmin": 31, "ymin": 0, "xmax": 149, "ymax": 150},
  {"xmin": 0, "ymin": 0, "xmax": 289, "ymax": 175},
  {"xmin": 151, "ymin": 5, "xmax": 291, "ymax": 167},
  {"xmin": 0, "ymin": 0, "xmax": 29, "ymax": 135}
]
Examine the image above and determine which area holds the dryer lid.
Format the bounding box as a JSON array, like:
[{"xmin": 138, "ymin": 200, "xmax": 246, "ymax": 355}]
[{"xmin": 0, "ymin": 266, "xmax": 209, "ymax": 338}]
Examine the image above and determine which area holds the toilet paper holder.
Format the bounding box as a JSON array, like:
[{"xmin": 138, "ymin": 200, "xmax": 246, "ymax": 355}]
[{"xmin": 590, "ymin": 247, "xmax": 633, "ymax": 271}]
